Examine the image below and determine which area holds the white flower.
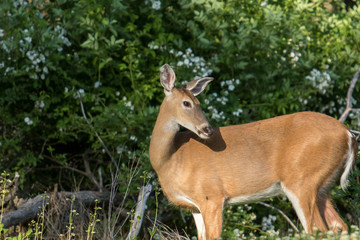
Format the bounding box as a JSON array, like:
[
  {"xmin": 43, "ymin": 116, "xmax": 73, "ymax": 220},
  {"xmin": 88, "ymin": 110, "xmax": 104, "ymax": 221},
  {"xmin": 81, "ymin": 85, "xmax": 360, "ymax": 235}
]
[
  {"xmin": 76, "ymin": 89, "xmax": 85, "ymax": 98},
  {"xmin": 5, "ymin": 67, "xmax": 14, "ymax": 75},
  {"xmin": 62, "ymin": 37, "xmax": 71, "ymax": 46},
  {"xmin": 184, "ymin": 59, "xmax": 190, "ymax": 66},
  {"xmin": 0, "ymin": 29, "xmax": 4, "ymax": 38},
  {"xmin": 26, "ymin": 50, "xmax": 38, "ymax": 61},
  {"xmin": 186, "ymin": 48, "xmax": 193, "ymax": 55},
  {"xmin": 306, "ymin": 68, "xmax": 332, "ymax": 95},
  {"xmin": 261, "ymin": 215, "xmax": 276, "ymax": 231},
  {"xmin": 31, "ymin": 74, "xmax": 38, "ymax": 80},
  {"xmin": 152, "ymin": 1, "xmax": 161, "ymax": 10},
  {"xmin": 78, "ymin": 89, "xmax": 85, "ymax": 97},
  {"xmin": 94, "ymin": 81, "xmax": 102, "ymax": 88},
  {"xmin": 35, "ymin": 100, "xmax": 45, "ymax": 109},
  {"xmin": 24, "ymin": 117, "xmax": 34, "ymax": 125},
  {"xmin": 24, "ymin": 36, "xmax": 32, "ymax": 43},
  {"xmin": 148, "ymin": 41, "xmax": 159, "ymax": 50},
  {"xmin": 130, "ymin": 135, "xmax": 138, "ymax": 141},
  {"xmin": 233, "ymin": 108, "xmax": 243, "ymax": 117},
  {"xmin": 1, "ymin": 41, "xmax": 10, "ymax": 53},
  {"xmin": 125, "ymin": 101, "xmax": 134, "ymax": 111},
  {"xmin": 39, "ymin": 54, "xmax": 45, "ymax": 63},
  {"xmin": 116, "ymin": 146, "xmax": 124, "ymax": 154},
  {"xmin": 13, "ymin": 0, "xmax": 28, "ymax": 8}
]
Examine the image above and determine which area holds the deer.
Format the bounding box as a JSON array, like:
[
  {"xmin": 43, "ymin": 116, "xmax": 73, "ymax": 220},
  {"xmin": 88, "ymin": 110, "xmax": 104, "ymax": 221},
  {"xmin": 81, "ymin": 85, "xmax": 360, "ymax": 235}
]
[{"xmin": 149, "ymin": 64, "xmax": 358, "ymax": 240}]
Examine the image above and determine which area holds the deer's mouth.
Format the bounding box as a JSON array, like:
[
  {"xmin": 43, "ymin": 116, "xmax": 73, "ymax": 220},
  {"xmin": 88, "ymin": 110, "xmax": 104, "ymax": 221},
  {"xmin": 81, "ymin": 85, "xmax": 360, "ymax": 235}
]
[{"xmin": 196, "ymin": 126, "xmax": 214, "ymax": 139}]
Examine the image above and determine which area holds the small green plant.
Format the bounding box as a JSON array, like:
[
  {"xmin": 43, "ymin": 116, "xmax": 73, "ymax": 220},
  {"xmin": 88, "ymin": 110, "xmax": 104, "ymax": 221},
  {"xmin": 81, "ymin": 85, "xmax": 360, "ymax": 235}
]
[
  {"xmin": 0, "ymin": 172, "xmax": 11, "ymax": 238},
  {"xmin": 30, "ymin": 194, "xmax": 49, "ymax": 240},
  {"xmin": 86, "ymin": 199, "xmax": 101, "ymax": 240},
  {"xmin": 58, "ymin": 196, "xmax": 79, "ymax": 240},
  {"xmin": 0, "ymin": 171, "xmax": 34, "ymax": 239},
  {"xmin": 149, "ymin": 185, "xmax": 160, "ymax": 240}
]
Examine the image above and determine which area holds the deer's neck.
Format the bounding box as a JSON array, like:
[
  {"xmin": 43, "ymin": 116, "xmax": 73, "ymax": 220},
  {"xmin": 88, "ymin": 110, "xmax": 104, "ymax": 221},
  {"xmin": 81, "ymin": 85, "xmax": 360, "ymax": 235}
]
[{"xmin": 149, "ymin": 104, "xmax": 179, "ymax": 172}]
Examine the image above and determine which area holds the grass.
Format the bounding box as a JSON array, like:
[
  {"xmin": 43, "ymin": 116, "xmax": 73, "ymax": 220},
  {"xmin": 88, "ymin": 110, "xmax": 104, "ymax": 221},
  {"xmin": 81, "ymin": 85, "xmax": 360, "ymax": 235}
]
[{"xmin": 1, "ymin": 170, "xmax": 360, "ymax": 239}]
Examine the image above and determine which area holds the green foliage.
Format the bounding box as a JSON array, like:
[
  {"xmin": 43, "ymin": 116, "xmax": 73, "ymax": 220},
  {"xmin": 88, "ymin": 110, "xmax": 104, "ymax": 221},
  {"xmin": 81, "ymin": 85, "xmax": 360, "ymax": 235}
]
[{"xmin": 0, "ymin": 0, "xmax": 359, "ymax": 238}]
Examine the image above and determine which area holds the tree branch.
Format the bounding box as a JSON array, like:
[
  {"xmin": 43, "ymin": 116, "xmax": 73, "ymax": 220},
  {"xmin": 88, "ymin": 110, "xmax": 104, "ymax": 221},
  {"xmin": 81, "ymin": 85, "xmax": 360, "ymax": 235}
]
[
  {"xmin": 259, "ymin": 201, "xmax": 300, "ymax": 233},
  {"xmin": 126, "ymin": 183, "xmax": 152, "ymax": 240},
  {"xmin": 79, "ymin": 97, "xmax": 118, "ymax": 169},
  {"xmin": 82, "ymin": 149, "xmax": 102, "ymax": 192},
  {"xmin": 339, "ymin": 72, "xmax": 359, "ymax": 123},
  {"xmin": 43, "ymin": 154, "xmax": 103, "ymax": 192},
  {"xmin": 1, "ymin": 191, "xmax": 125, "ymax": 229},
  {"xmin": 43, "ymin": 155, "xmax": 88, "ymax": 177}
]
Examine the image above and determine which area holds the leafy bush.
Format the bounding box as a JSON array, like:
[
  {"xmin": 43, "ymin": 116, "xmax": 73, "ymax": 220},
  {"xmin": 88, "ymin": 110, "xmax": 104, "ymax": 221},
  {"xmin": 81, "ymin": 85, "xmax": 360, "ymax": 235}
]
[{"xmin": 0, "ymin": 0, "xmax": 359, "ymax": 238}]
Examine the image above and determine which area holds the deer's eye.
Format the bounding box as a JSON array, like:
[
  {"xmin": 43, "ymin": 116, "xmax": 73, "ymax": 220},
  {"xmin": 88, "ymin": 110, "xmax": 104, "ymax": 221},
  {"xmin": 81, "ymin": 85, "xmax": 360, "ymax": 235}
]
[{"xmin": 183, "ymin": 101, "xmax": 191, "ymax": 108}]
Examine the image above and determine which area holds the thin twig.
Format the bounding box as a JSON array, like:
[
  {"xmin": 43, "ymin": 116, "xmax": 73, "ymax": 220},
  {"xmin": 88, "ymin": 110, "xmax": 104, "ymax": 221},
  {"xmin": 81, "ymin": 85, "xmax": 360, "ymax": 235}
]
[
  {"xmin": 79, "ymin": 97, "xmax": 118, "ymax": 168},
  {"xmin": 82, "ymin": 150, "xmax": 104, "ymax": 192},
  {"xmin": 98, "ymin": 168, "xmax": 103, "ymax": 192},
  {"xmin": 116, "ymin": 158, "xmax": 141, "ymax": 237},
  {"xmin": 107, "ymin": 156, "xmax": 121, "ymax": 238},
  {"xmin": 339, "ymin": 72, "xmax": 359, "ymax": 123},
  {"xmin": 83, "ymin": 150, "xmax": 102, "ymax": 192},
  {"xmin": 259, "ymin": 201, "xmax": 300, "ymax": 233},
  {"xmin": 146, "ymin": 216, "xmax": 190, "ymax": 240},
  {"xmin": 38, "ymin": 138, "xmax": 48, "ymax": 158},
  {"xmin": 44, "ymin": 155, "xmax": 88, "ymax": 176},
  {"xmin": 44, "ymin": 154, "xmax": 103, "ymax": 191}
]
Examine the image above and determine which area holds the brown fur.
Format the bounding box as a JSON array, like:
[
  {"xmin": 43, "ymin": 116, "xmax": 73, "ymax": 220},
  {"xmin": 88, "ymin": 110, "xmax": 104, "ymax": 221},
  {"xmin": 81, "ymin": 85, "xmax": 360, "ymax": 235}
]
[{"xmin": 150, "ymin": 83, "xmax": 357, "ymax": 239}]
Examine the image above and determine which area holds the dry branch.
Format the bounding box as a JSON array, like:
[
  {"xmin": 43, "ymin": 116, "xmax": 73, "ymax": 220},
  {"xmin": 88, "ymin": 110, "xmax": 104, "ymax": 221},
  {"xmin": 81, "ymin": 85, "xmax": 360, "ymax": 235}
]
[
  {"xmin": 126, "ymin": 183, "xmax": 152, "ymax": 240},
  {"xmin": 259, "ymin": 201, "xmax": 299, "ymax": 233},
  {"xmin": 339, "ymin": 72, "xmax": 359, "ymax": 123},
  {"xmin": 1, "ymin": 191, "xmax": 123, "ymax": 229}
]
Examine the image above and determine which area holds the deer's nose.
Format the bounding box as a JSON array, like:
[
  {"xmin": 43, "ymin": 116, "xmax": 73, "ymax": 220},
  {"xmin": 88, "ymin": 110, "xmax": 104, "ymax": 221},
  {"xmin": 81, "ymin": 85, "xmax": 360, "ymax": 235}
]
[{"xmin": 203, "ymin": 125, "xmax": 214, "ymax": 137}]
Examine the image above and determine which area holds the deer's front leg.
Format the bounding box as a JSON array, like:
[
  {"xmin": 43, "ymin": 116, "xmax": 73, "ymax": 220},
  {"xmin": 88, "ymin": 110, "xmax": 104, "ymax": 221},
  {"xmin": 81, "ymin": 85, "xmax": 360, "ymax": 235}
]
[
  {"xmin": 195, "ymin": 198, "xmax": 224, "ymax": 240},
  {"xmin": 192, "ymin": 212, "xmax": 206, "ymax": 240}
]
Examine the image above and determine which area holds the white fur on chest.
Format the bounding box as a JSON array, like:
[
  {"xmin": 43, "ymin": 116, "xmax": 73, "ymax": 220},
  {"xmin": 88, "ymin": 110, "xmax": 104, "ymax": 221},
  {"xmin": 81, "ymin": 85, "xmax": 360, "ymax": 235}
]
[{"xmin": 226, "ymin": 181, "xmax": 283, "ymax": 205}]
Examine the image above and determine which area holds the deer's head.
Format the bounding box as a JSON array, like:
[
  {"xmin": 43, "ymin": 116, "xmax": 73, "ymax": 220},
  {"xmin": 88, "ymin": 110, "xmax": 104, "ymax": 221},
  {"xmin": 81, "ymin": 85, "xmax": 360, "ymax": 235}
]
[{"xmin": 160, "ymin": 64, "xmax": 214, "ymax": 139}]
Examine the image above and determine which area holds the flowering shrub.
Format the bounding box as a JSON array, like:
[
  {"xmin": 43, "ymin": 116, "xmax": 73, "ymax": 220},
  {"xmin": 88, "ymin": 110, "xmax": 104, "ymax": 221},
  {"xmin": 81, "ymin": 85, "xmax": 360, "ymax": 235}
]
[{"xmin": 0, "ymin": 0, "xmax": 359, "ymax": 238}]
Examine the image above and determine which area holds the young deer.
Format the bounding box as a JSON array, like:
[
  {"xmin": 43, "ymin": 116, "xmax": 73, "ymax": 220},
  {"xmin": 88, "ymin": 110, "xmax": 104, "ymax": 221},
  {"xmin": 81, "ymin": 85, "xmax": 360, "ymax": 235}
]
[{"xmin": 149, "ymin": 64, "xmax": 358, "ymax": 240}]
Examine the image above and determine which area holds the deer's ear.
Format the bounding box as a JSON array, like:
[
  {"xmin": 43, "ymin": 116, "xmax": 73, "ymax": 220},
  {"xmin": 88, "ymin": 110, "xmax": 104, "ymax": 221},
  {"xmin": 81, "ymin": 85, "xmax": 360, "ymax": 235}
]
[
  {"xmin": 185, "ymin": 77, "xmax": 213, "ymax": 96},
  {"xmin": 160, "ymin": 64, "xmax": 176, "ymax": 96}
]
